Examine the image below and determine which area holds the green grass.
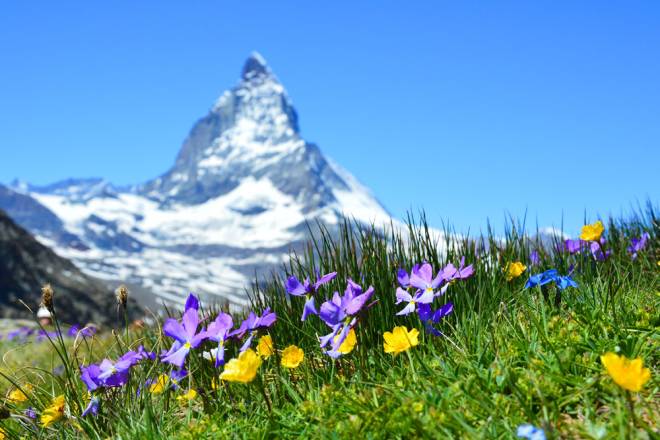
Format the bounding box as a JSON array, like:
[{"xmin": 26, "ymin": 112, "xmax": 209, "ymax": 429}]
[{"xmin": 0, "ymin": 207, "xmax": 658, "ymax": 439}]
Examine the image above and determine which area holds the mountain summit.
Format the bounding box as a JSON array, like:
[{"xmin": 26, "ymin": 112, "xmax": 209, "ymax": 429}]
[
  {"xmin": 139, "ymin": 52, "xmax": 345, "ymax": 212},
  {"xmin": 2, "ymin": 53, "xmax": 390, "ymax": 307}
]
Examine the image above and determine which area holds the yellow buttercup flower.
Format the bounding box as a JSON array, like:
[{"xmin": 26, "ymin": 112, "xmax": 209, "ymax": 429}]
[
  {"xmin": 601, "ymin": 352, "xmax": 651, "ymax": 392},
  {"xmin": 334, "ymin": 328, "xmax": 357, "ymax": 355},
  {"xmin": 220, "ymin": 349, "xmax": 262, "ymax": 383},
  {"xmin": 257, "ymin": 335, "xmax": 274, "ymax": 359},
  {"xmin": 149, "ymin": 374, "xmax": 169, "ymax": 394},
  {"xmin": 281, "ymin": 345, "xmax": 304, "ymax": 369},
  {"xmin": 383, "ymin": 326, "xmax": 419, "ymax": 356},
  {"xmin": 580, "ymin": 220, "xmax": 604, "ymax": 241},
  {"xmin": 176, "ymin": 389, "xmax": 197, "ymax": 403},
  {"xmin": 7, "ymin": 383, "xmax": 33, "ymax": 403},
  {"xmin": 40, "ymin": 394, "xmax": 65, "ymax": 428},
  {"xmin": 505, "ymin": 262, "xmax": 527, "ymax": 281}
]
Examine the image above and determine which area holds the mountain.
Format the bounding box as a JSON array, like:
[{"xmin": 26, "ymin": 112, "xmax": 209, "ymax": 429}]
[
  {"xmin": 3, "ymin": 52, "xmax": 390, "ymax": 308},
  {"xmin": 0, "ymin": 209, "xmax": 136, "ymax": 325}
]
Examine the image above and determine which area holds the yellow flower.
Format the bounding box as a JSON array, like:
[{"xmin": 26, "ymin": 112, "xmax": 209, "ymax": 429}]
[
  {"xmin": 257, "ymin": 335, "xmax": 274, "ymax": 359},
  {"xmin": 176, "ymin": 389, "xmax": 197, "ymax": 403},
  {"xmin": 7, "ymin": 383, "xmax": 33, "ymax": 403},
  {"xmin": 601, "ymin": 352, "xmax": 651, "ymax": 392},
  {"xmin": 383, "ymin": 326, "xmax": 419, "ymax": 356},
  {"xmin": 220, "ymin": 349, "xmax": 262, "ymax": 383},
  {"xmin": 0, "ymin": 427, "xmax": 5, "ymax": 439},
  {"xmin": 281, "ymin": 345, "xmax": 304, "ymax": 369},
  {"xmin": 149, "ymin": 374, "xmax": 169, "ymax": 394},
  {"xmin": 40, "ymin": 394, "xmax": 65, "ymax": 428},
  {"xmin": 580, "ymin": 220, "xmax": 604, "ymax": 241},
  {"xmin": 334, "ymin": 328, "xmax": 357, "ymax": 355},
  {"xmin": 505, "ymin": 262, "xmax": 527, "ymax": 281}
]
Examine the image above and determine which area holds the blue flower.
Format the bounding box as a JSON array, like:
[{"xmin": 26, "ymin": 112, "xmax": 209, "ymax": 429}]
[
  {"xmin": 517, "ymin": 423, "xmax": 546, "ymax": 440},
  {"xmin": 525, "ymin": 269, "xmax": 577, "ymax": 290}
]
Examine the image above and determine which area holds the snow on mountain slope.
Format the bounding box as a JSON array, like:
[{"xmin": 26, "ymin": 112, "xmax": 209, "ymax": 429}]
[{"xmin": 10, "ymin": 53, "xmax": 391, "ymax": 309}]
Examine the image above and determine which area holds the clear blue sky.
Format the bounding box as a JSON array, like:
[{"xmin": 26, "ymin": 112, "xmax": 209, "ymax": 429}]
[{"xmin": 0, "ymin": 1, "xmax": 658, "ymax": 235}]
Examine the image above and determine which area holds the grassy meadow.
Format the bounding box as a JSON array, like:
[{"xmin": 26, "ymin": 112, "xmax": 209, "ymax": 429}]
[{"xmin": 0, "ymin": 207, "xmax": 658, "ymax": 439}]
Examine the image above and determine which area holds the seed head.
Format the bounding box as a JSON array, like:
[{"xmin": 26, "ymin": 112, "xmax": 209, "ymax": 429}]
[
  {"xmin": 41, "ymin": 284, "xmax": 54, "ymax": 312},
  {"xmin": 115, "ymin": 285, "xmax": 129, "ymax": 308}
]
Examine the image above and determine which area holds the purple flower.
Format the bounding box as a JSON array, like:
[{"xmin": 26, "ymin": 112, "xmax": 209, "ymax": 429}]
[
  {"xmin": 397, "ymin": 267, "xmax": 413, "ymax": 288},
  {"xmin": 230, "ymin": 308, "xmax": 276, "ymax": 352},
  {"xmin": 628, "ymin": 232, "xmax": 650, "ymax": 260},
  {"xmin": 184, "ymin": 293, "xmax": 199, "ymax": 312},
  {"xmin": 285, "ymin": 271, "xmax": 337, "ymax": 321},
  {"xmin": 80, "ymin": 364, "xmax": 102, "ymax": 391},
  {"xmin": 96, "ymin": 358, "xmax": 133, "ymax": 387},
  {"xmin": 82, "ymin": 395, "xmax": 100, "ymax": 417},
  {"xmin": 319, "ymin": 280, "xmax": 375, "ymax": 357},
  {"xmin": 120, "ymin": 345, "xmax": 155, "ymax": 364},
  {"xmin": 529, "ymin": 250, "xmax": 540, "ymax": 266},
  {"xmin": 80, "ymin": 326, "xmax": 97, "ymax": 338},
  {"xmin": 409, "ymin": 263, "xmax": 444, "ymax": 296},
  {"xmin": 590, "ymin": 241, "xmax": 611, "ymax": 261},
  {"xmin": 161, "ymin": 308, "xmax": 208, "ymax": 368},
  {"xmin": 418, "ymin": 302, "xmax": 454, "ymax": 336},
  {"xmin": 169, "ymin": 368, "xmax": 188, "ymax": 388},
  {"xmin": 395, "ymin": 284, "xmax": 447, "ymax": 316},
  {"xmin": 67, "ymin": 325, "xmax": 80, "ymax": 337},
  {"xmin": 564, "ymin": 239, "xmax": 586, "ymax": 254},
  {"xmin": 205, "ymin": 312, "xmax": 233, "ymax": 367},
  {"xmin": 24, "ymin": 407, "xmax": 37, "ymax": 419},
  {"xmin": 440, "ymin": 257, "xmax": 475, "ymax": 282}
]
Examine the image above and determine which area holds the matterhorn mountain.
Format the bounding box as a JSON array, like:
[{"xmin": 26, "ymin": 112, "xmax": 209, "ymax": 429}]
[{"xmin": 1, "ymin": 53, "xmax": 390, "ymax": 309}]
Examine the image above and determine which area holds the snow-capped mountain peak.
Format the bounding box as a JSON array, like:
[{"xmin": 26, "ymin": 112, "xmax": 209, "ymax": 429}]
[{"xmin": 2, "ymin": 53, "xmax": 390, "ymax": 309}]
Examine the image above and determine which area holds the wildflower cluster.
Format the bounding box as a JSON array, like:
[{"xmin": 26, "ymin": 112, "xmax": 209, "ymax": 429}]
[
  {"xmin": 0, "ymin": 214, "xmax": 655, "ymax": 438},
  {"xmin": 395, "ymin": 257, "xmax": 473, "ymax": 337}
]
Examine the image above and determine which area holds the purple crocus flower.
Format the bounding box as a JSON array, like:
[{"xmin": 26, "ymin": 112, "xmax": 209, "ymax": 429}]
[
  {"xmin": 397, "ymin": 266, "xmax": 415, "ymax": 288},
  {"xmin": 67, "ymin": 325, "xmax": 80, "ymax": 337},
  {"xmin": 564, "ymin": 239, "xmax": 586, "ymax": 254},
  {"xmin": 319, "ymin": 280, "xmax": 375, "ymax": 357},
  {"xmin": 161, "ymin": 307, "xmax": 208, "ymax": 368},
  {"xmin": 96, "ymin": 357, "xmax": 133, "ymax": 387},
  {"xmin": 440, "ymin": 257, "xmax": 475, "ymax": 282},
  {"xmin": 409, "ymin": 263, "xmax": 444, "ymax": 299},
  {"xmin": 230, "ymin": 308, "xmax": 277, "ymax": 352},
  {"xmin": 169, "ymin": 369, "xmax": 188, "ymax": 389},
  {"xmin": 285, "ymin": 271, "xmax": 337, "ymax": 321},
  {"xmin": 418, "ymin": 302, "xmax": 454, "ymax": 336},
  {"xmin": 590, "ymin": 241, "xmax": 611, "ymax": 261},
  {"xmin": 82, "ymin": 395, "xmax": 100, "ymax": 417},
  {"xmin": 81, "ymin": 326, "xmax": 97, "ymax": 337},
  {"xmin": 395, "ymin": 284, "xmax": 448, "ymax": 316},
  {"xmin": 80, "ymin": 364, "xmax": 102, "ymax": 391},
  {"xmin": 24, "ymin": 407, "xmax": 37, "ymax": 419},
  {"xmin": 205, "ymin": 312, "xmax": 233, "ymax": 367},
  {"xmin": 184, "ymin": 293, "xmax": 199, "ymax": 312},
  {"xmin": 529, "ymin": 250, "xmax": 540, "ymax": 267},
  {"xmin": 628, "ymin": 232, "xmax": 650, "ymax": 260},
  {"xmin": 120, "ymin": 345, "xmax": 155, "ymax": 364}
]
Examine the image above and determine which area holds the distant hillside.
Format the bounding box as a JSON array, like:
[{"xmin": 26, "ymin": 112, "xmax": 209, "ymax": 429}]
[{"xmin": 0, "ymin": 209, "xmax": 138, "ymax": 326}]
